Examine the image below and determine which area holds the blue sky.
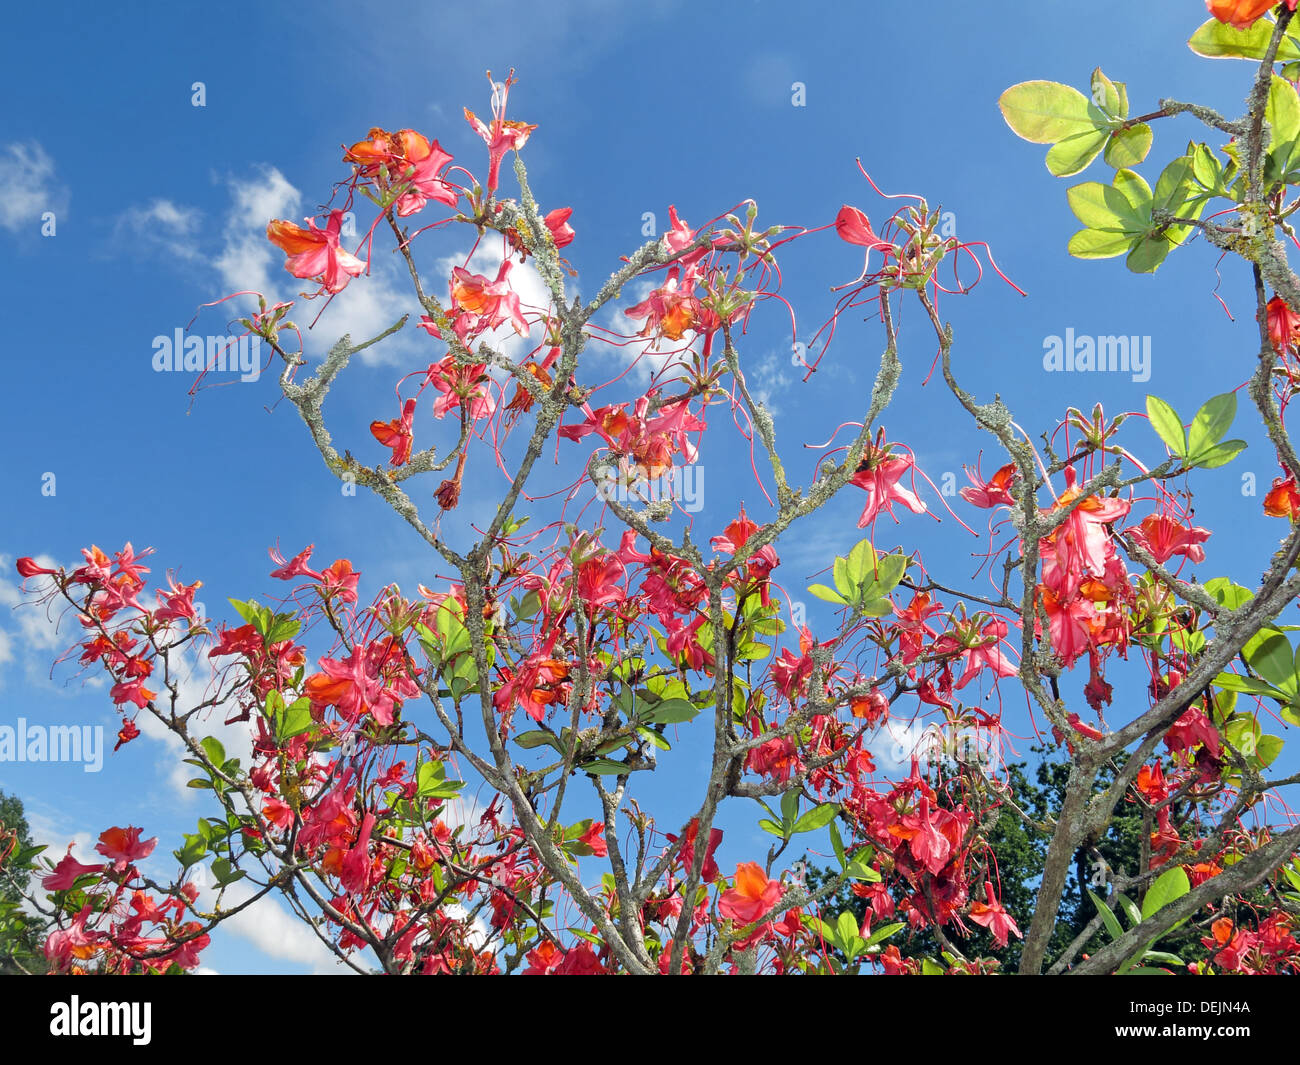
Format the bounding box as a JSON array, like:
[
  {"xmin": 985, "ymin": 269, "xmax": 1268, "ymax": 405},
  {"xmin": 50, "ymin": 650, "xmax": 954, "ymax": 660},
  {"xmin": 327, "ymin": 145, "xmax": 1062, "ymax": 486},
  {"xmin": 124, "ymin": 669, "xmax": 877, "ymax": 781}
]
[{"xmin": 2, "ymin": 0, "xmax": 1295, "ymax": 973}]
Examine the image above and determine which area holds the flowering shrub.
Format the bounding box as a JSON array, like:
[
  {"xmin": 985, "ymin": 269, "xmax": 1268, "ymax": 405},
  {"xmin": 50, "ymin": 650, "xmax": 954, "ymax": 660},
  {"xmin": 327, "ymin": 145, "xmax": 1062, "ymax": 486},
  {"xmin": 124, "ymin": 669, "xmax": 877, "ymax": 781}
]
[{"xmin": 15, "ymin": 6, "xmax": 1300, "ymax": 975}]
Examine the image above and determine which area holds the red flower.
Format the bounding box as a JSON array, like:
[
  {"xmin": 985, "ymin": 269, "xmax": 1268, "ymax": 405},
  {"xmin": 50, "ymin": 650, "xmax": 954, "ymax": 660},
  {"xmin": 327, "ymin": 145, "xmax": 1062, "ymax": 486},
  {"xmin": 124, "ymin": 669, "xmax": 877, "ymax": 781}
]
[
  {"xmin": 463, "ymin": 72, "xmax": 537, "ymax": 194},
  {"xmin": 1268, "ymin": 294, "xmax": 1300, "ymax": 353},
  {"xmin": 850, "ymin": 442, "xmax": 928, "ymax": 528},
  {"xmin": 16, "ymin": 557, "xmax": 57, "ymax": 578},
  {"xmin": 370, "ymin": 398, "xmax": 417, "ymax": 467}
]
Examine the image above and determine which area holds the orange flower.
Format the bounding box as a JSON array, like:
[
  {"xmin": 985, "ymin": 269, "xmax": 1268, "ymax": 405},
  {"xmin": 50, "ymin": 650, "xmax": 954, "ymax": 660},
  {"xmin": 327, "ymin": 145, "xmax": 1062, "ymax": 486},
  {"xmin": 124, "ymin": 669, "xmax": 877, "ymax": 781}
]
[
  {"xmin": 1206, "ymin": 0, "xmax": 1293, "ymax": 31},
  {"xmin": 1264, "ymin": 475, "xmax": 1300, "ymax": 518},
  {"xmin": 718, "ymin": 861, "xmax": 782, "ymax": 924}
]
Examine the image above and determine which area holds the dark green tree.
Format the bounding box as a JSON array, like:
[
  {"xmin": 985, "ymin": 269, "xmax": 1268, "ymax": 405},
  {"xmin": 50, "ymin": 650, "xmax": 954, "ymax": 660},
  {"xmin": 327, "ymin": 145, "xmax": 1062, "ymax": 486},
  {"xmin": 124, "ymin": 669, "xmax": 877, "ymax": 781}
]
[{"xmin": 0, "ymin": 789, "xmax": 50, "ymax": 974}]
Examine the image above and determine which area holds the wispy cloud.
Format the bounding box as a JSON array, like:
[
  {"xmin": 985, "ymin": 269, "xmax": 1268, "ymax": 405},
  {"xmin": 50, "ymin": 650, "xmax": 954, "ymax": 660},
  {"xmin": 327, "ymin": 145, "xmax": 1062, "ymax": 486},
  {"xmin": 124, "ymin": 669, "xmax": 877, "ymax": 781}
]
[
  {"xmin": 114, "ymin": 199, "xmax": 203, "ymax": 260},
  {"xmin": 0, "ymin": 142, "xmax": 68, "ymax": 234}
]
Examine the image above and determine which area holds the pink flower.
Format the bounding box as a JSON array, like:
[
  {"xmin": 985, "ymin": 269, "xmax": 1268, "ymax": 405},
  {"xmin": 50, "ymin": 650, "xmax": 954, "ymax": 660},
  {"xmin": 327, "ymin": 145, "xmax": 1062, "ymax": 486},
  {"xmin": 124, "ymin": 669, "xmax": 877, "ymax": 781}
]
[
  {"xmin": 1126, "ymin": 512, "xmax": 1210, "ymax": 566},
  {"xmin": 959, "ymin": 462, "xmax": 1017, "ymax": 508},
  {"xmin": 463, "ymin": 72, "xmax": 537, "ymax": 194},
  {"xmin": 270, "ymin": 543, "xmax": 322, "ymax": 581},
  {"xmin": 968, "ymin": 883, "xmax": 1022, "ymax": 948},
  {"xmin": 94, "ymin": 826, "xmax": 157, "ymax": 873},
  {"xmin": 394, "ymin": 134, "xmax": 459, "ymax": 217},
  {"xmin": 266, "ymin": 210, "xmax": 365, "ymax": 294},
  {"xmin": 850, "ymin": 443, "xmax": 928, "ymax": 528},
  {"xmin": 544, "ymin": 207, "xmax": 575, "ymax": 248},
  {"xmin": 42, "ymin": 847, "xmax": 104, "ymax": 891},
  {"xmin": 836, "ymin": 205, "xmax": 895, "ymax": 276},
  {"xmin": 449, "ymin": 260, "xmax": 529, "ymax": 340},
  {"xmin": 576, "ymin": 553, "xmax": 626, "ymax": 612}
]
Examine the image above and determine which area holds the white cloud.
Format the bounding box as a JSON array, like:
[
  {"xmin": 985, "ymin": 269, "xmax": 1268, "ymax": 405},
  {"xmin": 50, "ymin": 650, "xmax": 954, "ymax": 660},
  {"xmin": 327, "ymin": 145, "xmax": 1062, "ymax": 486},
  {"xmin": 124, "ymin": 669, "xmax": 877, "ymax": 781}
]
[
  {"xmin": 0, "ymin": 142, "xmax": 68, "ymax": 234},
  {"xmin": 212, "ymin": 165, "xmax": 302, "ymax": 300},
  {"xmin": 206, "ymin": 880, "xmax": 358, "ymax": 974},
  {"xmin": 114, "ymin": 199, "xmax": 202, "ymax": 260}
]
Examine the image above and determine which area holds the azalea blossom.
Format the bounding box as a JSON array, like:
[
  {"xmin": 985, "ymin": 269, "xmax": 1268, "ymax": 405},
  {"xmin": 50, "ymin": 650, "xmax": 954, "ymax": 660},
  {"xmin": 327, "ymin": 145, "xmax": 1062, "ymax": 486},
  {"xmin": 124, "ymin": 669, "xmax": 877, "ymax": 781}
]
[
  {"xmin": 968, "ymin": 882, "xmax": 1022, "ymax": 948},
  {"xmin": 1207, "ymin": 0, "xmax": 1296, "ymax": 31},
  {"xmin": 836, "ymin": 204, "xmax": 895, "ymax": 279},
  {"xmin": 719, "ymin": 862, "xmax": 782, "ymax": 924},
  {"xmin": 94, "ymin": 826, "xmax": 157, "ymax": 873},
  {"xmin": 464, "ymin": 72, "xmax": 537, "ymax": 194},
  {"xmin": 1265, "ymin": 475, "xmax": 1300, "ymax": 518},
  {"xmin": 1126, "ymin": 511, "xmax": 1210, "ymax": 565},
  {"xmin": 370, "ymin": 398, "xmax": 417, "ymax": 466},
  {"xmin": 959, "ymin": 462, "xmax": 1017, "ymax": 508},
  {"xmin": 1268, "ymin": 294, "xmax": 1300, "ymax": 354},
  {"xmin": 266, "ymin": 210, "xmax": 365, "ymax": 294},
  {"xmin": 850, "ymin": 442, "xmax": 928, "ymax": 528}
]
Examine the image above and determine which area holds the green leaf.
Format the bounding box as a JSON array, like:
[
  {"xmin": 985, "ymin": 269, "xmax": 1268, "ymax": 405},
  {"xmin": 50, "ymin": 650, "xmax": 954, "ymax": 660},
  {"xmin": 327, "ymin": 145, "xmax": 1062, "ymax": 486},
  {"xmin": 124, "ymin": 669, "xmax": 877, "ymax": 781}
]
[
  {"xmin": 758, "ymin": 818, "xmax": 786, "ymax": 838},
  {"xmin": 829, "ymin": 820, "xmax": 847, "ymax": 869},
  {"xmin": 643, "ymin": 698, "xmax": 700, "ymax": 725},
  {"xmin": 1192, "ymin": 440, "xmax": 1247, "ymax": 469},
  {"xmin": 1067, "ymin": 178, "xmax": 1148, "ymax": 232},
  {"xmin": 1104, "ymin": 124, "xmax": 1152, "ymax": 169},
  {"xmin": 580, "ymin": 758, "xmax": 629, "ymax": 775},
  {"xmin": 835, "ymin": 911, "xmax": 860, "ymax": 950},
  {"xmin": 1187, "ymin": 392, "xmax": 1237, "ymax": 455},
  {"xmin": 1047, "ymin": 128, "xmax": 1109, "ymax": 177},
  {"xmin": 199, "ymin": 736, "xmax": 226, "ymax": 766},
  {"xmin": 1214, "ymin": 672, "xmax": 1287, "ymax": 700},
  {"xmin": 1114, "ymin": 892, "xmax": 1143, "ymax": 928},
  {"xmin": 1142, "ymin": 950, "xmax": 1185, "ymax": 966},
  {"xmin": 514, "ymin": 730, "xmax": 562, "ymax": 751},
  {"xmin": 1068, "ymin": 227, "xmax": 1137, "ymax": 259},
  {"xmin": 791, "ymin": 803, "xmax": 840, "ymax": 835},
  {"xmin": 1204, "ymin": 577, "xmax": 1253, "ymax": 611},
  {"xmin": 1088, "ymin": 889, "xmax": 1125, "ymax": 942},
  {"xmin": 1247, "ymin": 632, "xmax": 1296, "ymax": 689},
  {"xmin": 1256, "ymin": 733, "xmax": 1284, "ymax": 768},
  {"xmin": 864, "ymin": 921, "xmax": 905, "ymax": 948},
  {"xmin": 844, "ymin": 538, "xmax": 878, "ymax": 586},
  {"xmin": 808, "ymin": 583, "xmax": 847, "ymax": 605},
  {"xmin": 780, "ymin": 788, "xmax": 800, "ymax": 827},
  {"xmin": 1145, "ymin": 395, "xmax": 1187, "ymax": 457},
  {"xmin": 1126, "ymin": 234, "xmax": 1174, "ymax": 274},
  {"xmin": 1266, "ymin": 75, "xmax": 1300, "ymax": 184},
  {"xmin": 1142, "ymin": 865, "xmax": 1190, "ymax": 921},
  {"xmin": 1188, "ymin": 17, "xmax": 1300, "ymax": 61},
  {"xmin": 999, "ymin": 80, "xmax": 1099, "ymax": 144},
  {"xmin": 1090, "ymin": 67, "xmax": 1124, "ymax": 118}
]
